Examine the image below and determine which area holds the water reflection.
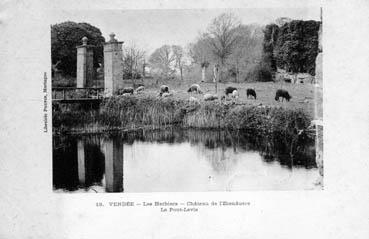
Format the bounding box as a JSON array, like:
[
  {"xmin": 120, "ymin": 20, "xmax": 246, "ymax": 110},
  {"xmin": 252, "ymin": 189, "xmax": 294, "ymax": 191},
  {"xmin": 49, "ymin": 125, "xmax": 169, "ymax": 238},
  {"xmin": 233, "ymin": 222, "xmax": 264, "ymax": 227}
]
[
  {"xmin": 102, "ymin": 139, "xmax": 123, "ymax": 192},
  {"xmin": 53, "ymin": 127, "xmax": 318, "ymax": 192},
  {"xmin": 53, "ymin": 136, "xmax": 122, "ymax": 192},
  {"xmin": 123, "ymin": 128, "xmax": 316, "ymax": 169}
]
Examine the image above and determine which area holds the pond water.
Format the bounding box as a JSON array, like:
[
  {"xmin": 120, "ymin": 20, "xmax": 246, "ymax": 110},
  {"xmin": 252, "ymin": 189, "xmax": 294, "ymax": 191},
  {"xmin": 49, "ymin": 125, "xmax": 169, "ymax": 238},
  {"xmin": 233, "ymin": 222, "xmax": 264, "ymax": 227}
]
[{"xmin": 53, "ymin": 128, "xmax": 320, "ymax": 192}]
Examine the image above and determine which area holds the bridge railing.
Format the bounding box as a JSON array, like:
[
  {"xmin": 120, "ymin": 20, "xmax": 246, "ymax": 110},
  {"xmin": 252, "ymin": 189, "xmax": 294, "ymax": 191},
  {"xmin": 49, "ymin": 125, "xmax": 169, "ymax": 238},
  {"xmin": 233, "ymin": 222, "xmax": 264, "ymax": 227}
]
[{"xmin": 52, "ymin": 87, "xmax": 105, "ymax": 101}]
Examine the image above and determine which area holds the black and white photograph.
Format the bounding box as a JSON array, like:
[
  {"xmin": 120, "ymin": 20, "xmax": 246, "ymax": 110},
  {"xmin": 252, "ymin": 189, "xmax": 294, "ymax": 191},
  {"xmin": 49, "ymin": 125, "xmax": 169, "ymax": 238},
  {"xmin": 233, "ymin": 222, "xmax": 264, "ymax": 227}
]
[
  {"xmin": 51, "ymin": 8, "xmax": 323, "ymax": 192},
  {"xmin": 2, "ymin": 0, "xmax": 369, "ymax": 238}
]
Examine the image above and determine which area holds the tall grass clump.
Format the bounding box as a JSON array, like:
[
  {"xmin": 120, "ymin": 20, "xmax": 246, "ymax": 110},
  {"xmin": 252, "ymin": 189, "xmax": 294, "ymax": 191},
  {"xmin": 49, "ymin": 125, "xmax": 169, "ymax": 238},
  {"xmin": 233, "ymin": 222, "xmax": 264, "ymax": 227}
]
[
  {"xmin": 182, "ymin": 101, "xmax": 229, "ymax": 128},
  {"xmin": 99, "ymin": 96, "xmax": 186, "ymax": 129},
  {"xmin": 223, "ymin": 105, "xmax": 311, "ymax": 135},
  {"xmin": 52, "ymin": 102, "xmax": 100, "ymax": 132}
]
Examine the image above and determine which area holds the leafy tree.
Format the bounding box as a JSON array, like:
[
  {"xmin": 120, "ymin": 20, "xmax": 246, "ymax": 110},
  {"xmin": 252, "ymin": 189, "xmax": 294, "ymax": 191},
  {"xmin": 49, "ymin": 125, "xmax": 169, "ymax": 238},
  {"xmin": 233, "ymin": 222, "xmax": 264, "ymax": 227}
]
[
  {"xmin": 274, "ymin": 20, "xmax": 320, "ymax": 75},
  {"xmin": 51, "ymin": 21, "xmax": 105, "ymax": 77},
  {"xmin": 262, "ymin": 23, "xmax": 279, "ymax": 72}
]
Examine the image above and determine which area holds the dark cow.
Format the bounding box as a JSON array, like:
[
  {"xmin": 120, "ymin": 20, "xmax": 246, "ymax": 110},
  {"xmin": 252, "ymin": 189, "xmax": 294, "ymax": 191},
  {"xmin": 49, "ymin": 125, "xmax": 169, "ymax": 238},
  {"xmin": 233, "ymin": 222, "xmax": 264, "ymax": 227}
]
[
  {"xmin": 246, "ymin": 88, "xmax": 257, "ymax": 99},
  {"xmin": 187, "ymin": 84, "xmax": 203, "ymax": 94},
  {"xmin": 275, "ymin": 89, "xmax": 292, "ymax": 102},
  {"xmin": 225, "ymin": 86, "xmax": 237, "ymax": 96},
  {"xmin": 119, "ymin": 87, "xmax": 134, "ymax": 95}
]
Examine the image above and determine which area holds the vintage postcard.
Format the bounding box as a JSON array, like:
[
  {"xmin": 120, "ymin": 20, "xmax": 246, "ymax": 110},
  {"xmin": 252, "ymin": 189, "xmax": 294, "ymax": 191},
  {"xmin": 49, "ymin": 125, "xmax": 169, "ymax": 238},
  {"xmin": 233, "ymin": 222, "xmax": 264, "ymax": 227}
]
[{"xmin": 0, "ymin": 0, "xmax": 368, "ymax": 238}]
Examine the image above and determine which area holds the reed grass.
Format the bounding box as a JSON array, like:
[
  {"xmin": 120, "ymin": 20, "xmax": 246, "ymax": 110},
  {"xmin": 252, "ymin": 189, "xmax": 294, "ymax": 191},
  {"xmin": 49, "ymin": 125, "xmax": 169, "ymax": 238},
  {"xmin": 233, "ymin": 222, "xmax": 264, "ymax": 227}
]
[{"xmin": 53, "ymin": 95, "xmax": 313, "ymax": 140}]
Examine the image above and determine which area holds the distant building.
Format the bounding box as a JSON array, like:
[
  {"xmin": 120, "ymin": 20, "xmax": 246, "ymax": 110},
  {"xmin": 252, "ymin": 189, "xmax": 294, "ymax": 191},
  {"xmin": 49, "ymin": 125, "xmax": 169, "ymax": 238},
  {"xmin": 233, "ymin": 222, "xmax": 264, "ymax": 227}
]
[
  {"xmin": 296, "ymin": 73, "xmax": 314, "ymax": 84},
  {"xmin": 275, "ymin": 68, "xmax": 314, "ymax": 84}
]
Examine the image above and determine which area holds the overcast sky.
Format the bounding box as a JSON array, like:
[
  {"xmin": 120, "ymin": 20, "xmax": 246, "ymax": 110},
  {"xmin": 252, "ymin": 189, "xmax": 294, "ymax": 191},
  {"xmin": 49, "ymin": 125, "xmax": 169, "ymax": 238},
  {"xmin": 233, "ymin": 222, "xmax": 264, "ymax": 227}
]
[{"xmin": 51, "ymin": 8, "xmax": 320, "ymax": 54}]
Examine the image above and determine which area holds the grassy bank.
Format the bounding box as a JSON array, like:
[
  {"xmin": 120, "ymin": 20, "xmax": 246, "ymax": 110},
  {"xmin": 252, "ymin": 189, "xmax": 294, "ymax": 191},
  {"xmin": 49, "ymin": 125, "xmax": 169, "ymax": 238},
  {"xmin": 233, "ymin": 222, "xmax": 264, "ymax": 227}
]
[
  {"xmin": 53, "ymin": 95, "xmax": 313, "ymax": 140},
  {"xmin": 126, "ymin": 81, "xmax": 323, "ymax": 119}
]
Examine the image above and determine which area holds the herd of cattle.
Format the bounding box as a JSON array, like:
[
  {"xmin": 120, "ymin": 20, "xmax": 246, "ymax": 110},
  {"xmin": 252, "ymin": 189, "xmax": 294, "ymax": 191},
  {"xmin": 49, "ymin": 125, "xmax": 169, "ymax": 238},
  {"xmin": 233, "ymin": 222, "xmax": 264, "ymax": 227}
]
[{"xmin": 117, "ymin": 83, "xmax": 292, "ymax": 102}]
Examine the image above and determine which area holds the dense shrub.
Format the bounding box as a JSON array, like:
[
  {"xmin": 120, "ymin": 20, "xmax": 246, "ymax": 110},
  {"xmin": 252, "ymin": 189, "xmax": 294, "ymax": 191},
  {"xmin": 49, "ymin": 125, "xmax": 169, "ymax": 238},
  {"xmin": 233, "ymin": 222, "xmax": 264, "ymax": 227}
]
[
  {"xmin": 123, "ymin": 72, "xmax": 142, "ymax": 80},
  {"xmin": 246, "ymin": 63, "xmax": 273, "ymax": 82},
  {"xmin": 99, "ymin": 96, "xmax": 186, "ymax": 128}
]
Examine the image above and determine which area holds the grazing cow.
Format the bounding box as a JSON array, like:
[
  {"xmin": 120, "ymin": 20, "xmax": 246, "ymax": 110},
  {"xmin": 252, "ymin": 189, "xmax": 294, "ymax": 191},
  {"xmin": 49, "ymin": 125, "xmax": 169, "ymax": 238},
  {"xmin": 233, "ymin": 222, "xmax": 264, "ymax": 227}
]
[
  {"xmin": 275, "ymin": 89, "xmax": 292, "ymax": 102},
  {"xmin": 231, "ymin": 90, "xmax": 239, "ymax": 99},
  {"xmin": 160, "ymin": 85, "xmax": 169, "ymax": 93},
  {"xmin": 204, "ymin": 94, "xmax": 218, "ymax": 101},
  {"xmin": 120, "ymin": 87, "xmax": 134, "ymax": 95},
  {"xmin": 225, "ymin": 86, "xmax": 237, "ymax": 96},
  {"xmin": 189, "ymin": 96, "xmax": 200, "ymax": 103},
  {"xmin": 161, "ymin": 92, "xmax": 173, "ymax": 98},
  {"xmin": 187, "ymin": 84, "xmax": 203, "ymax": 94},
  {"xmin": 246, "ymin": 88, "xmax": 257, "ymax": 99},
  {"xmin": 159, "ymin": 85, "xmax": 169, "ymax": 96},
  {"xmin": 135, "ymin": 86, "xmax": 145, "ymax": 94},
  {"xmin": 221, "ymin": 95, "xmax": 233, "ymax": 102}
]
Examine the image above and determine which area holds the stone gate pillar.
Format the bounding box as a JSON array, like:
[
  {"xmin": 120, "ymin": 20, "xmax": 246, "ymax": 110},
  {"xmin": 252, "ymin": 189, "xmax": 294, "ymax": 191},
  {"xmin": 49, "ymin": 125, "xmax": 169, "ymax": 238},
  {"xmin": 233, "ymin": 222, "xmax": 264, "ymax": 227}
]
[
  {"xmin": 104, "ymin": 33, "xmax": 124, "ymax": 96},
  {"xmin": 76, "ymin": 37, "xmax": 94, "ymax": 87}
]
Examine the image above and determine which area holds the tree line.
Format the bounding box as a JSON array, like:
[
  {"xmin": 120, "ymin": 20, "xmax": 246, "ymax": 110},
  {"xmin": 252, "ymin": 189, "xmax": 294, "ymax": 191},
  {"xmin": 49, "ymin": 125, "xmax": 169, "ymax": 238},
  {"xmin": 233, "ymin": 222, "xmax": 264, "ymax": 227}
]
[
  {"xmin": 149, "ymin": 13, "xmax": 264, "ymax": 83},
  {"xmin": 51, "ymin": 14, "xmax": 320, "ymax": 83}
]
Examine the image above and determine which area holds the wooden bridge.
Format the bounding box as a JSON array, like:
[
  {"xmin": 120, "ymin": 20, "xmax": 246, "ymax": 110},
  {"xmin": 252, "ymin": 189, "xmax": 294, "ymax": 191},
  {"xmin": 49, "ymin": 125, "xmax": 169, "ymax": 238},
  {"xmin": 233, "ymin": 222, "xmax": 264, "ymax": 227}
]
[{"xmin": 52, "ymin": 87, "xmax": 105, "ymax": 104}]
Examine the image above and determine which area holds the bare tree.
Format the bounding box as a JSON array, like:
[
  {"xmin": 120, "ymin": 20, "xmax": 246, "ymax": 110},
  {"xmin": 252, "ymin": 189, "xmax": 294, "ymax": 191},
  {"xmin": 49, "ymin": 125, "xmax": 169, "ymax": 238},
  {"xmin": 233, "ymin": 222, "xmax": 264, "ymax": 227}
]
[
  {"xmin": 172, "ymin": 45, "xmax": 184, "ymax": 81},
  {"xmin": 206, "ymin": 13, "xmax": 241, "ymax": 82},
  {"xmin": 142, "ymin": 59, "xmax": 146, "ymax": 79},
  {"xmin": 149, "ymin": 45, "xmax": 176, "ymax": 79},
  {"xmin": 123, "ymin": 43, "xmax": 146, "ymax": 86}
]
